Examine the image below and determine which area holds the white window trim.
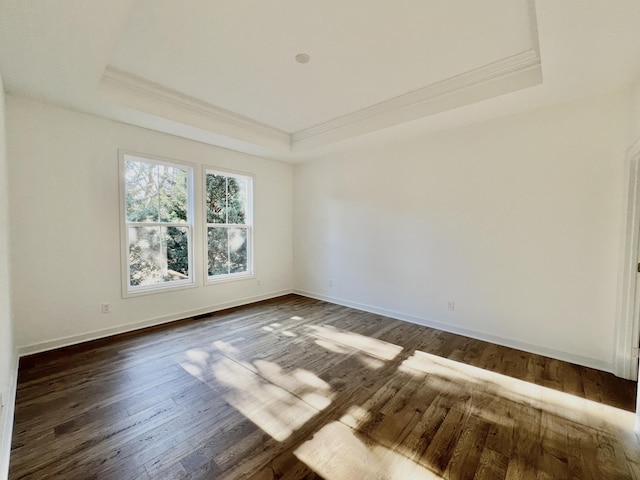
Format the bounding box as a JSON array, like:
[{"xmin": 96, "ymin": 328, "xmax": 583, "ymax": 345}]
[
  {"xmin": 203, "ymin": 165, "xmax": 255, "ymax": 285},
  {"xmin": 119, "ymin": 150, "xmax": 198, "ymax": 298}
]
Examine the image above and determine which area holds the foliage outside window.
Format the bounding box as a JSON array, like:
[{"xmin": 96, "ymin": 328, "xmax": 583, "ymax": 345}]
[
  {"xmin": 122, "ymin": 154, "xmax": 194, "ymax": 294},
  {"xmin": 205, "ymin": 169, "xmax": 252, "ymax": 280}
]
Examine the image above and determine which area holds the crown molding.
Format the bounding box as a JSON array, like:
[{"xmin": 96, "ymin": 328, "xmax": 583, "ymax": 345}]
[
  {"xmin": 291, "ymin": 49, "xmax": 542, "ymax": 151},
  {"xmin": 99, "ymin": 48, "xmax": 541, "ymax": 154},
  {"xmin": 99, "ymin": 66, "xmax": 292, "ymax": 152}
]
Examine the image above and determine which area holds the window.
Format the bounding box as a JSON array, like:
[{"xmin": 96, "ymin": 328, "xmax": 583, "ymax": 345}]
[
  {"xmin": 205, "ymin": 169, "xmax": 253, "ymax": 281},
  {"xmin": 121, "ymin": 153, "xmax": 194, "ymax": 295}
]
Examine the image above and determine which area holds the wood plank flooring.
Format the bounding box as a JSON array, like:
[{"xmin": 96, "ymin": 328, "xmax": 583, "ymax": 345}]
[{"xmin": 9, "ymin": 294, "xmax": 639, "ymax": 479}]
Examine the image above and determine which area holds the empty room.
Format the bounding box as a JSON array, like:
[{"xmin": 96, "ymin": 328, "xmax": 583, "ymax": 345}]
[{"xmin": 1, "ymin": 1, "xmax": 640, "ymax": 479}]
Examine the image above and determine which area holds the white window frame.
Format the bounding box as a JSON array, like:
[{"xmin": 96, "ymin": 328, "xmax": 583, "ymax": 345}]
[
  {"xmin": 203, "ymin": 166, "xmax": 254, "ymax": 284},
  {"xmin": 119, "ymin": 151, "xmax": 196, "ymax": 297}
]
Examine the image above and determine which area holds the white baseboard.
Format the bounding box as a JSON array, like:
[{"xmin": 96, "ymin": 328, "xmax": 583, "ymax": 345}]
[
  {"xmin": 18, "ymin": 290, "xmax": 293, "ymax": 357},
  {"xmin": 17, "ymin": 287, "xmax": 616, "ymax": 373},
  {"xmin": 294, "ymin": 289, "xmax": 614, "ymax": 374},
  {"xmin": 0, "ymin": 352, "xmax": 18, "ymax": 480}
]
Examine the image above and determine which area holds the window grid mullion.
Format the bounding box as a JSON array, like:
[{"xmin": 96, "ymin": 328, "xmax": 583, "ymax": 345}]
[
  {"xmin": 206, "ymin": 224, "xmax": 248, "ymax": 228},
  {"xmin": 156, "ymin": 164, "xmax": 161, "ymax": 223},
  {"xmin": 127, "ymin": 221, "xmax": 190, "ymax": 228},
  {"xmin": 225, "ymin": 177, "xmax": 230, "ymax": 274}
]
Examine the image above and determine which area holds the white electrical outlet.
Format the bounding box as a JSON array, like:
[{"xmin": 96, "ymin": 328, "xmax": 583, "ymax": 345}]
[
  {"xmin": 328, "ymin": 279, "xmax": 334, "ymax": 287},
  {"xmin": 447, "ymin": 300, "xmax": 455, "ymax": 311},
  {"xmin": 101, "ymin": 303, "xmax": 110, "ymax": 313},
  {"xmin": 256, "ymin": 279, "xmax": 261, "ymax": 286}
]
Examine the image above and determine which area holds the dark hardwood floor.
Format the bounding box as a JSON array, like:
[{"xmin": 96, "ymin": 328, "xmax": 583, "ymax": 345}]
[{"xmin": 8, "ymin": 294, "xmax": 639, "ymax": 479}]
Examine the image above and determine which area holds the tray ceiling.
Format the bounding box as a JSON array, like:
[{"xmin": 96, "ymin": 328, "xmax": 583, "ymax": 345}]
[
  {"xmin": 107, "ymin": 0, "xmax": 537, "ymax": 133},
  {"xmin": 1, "ymin": 1, "xmax": 640, "ymax": 161}
]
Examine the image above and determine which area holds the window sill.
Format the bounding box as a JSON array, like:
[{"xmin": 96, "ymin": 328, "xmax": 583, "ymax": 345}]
[
  {"xmin": 205, "ymin": 273, "xmax": 255, "ymax": 286},
  {"xmin": 123, "ymin": 279, "xmax": 197, "ymax": 298}
]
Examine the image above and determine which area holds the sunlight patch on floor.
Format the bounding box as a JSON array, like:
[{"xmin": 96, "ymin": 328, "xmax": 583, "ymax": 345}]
[
  {"xmin": 179, "ymin": 348, "xmax": 213, "ymax": 382},
  {"xmin": 186, "ymin": 348, "xmax": 210, "ymax": 364},
  {"xmin": 399, "ymin": 350, "xmax": 635, "ymax": 432},
  {"xmin": 211, "ymin": 340, "xmax": 239, "ymax": 355},
  {"xmin": 180, "ymin": 362, "xmax": 204, "ymax": 382},
  {"xmin": 339, "ymin": 405, "xmax": 372, "ymax": 429},
  {"xmin": 294, "ymin": 421, "xmax": 443, "ymax": 480},
  {"xmin": 262, "ymin": 322, "xmax": 299, "ymax": 337},
  {"xmin": 176, "ymin": 331, "xmax": 638, "ymax": 476},
  {"xmin": 208, "ymin": 356, "xmax": 334, "ymax": 441},
  {"xmin": 308, "ymin": 324, "xmax": 403, "ymax": 361}
]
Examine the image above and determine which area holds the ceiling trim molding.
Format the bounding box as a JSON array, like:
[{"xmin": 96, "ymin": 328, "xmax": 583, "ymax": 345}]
[
  {"xmin": 99, "ymin": 48, "xmax": 541, "ymax": 154},
  {"xmin": 99, "ymin": 66, "xmax": 291, "ymax": 151},
  {"xmin": 291, "ymin": 49, "xmax": 542, "ymax": 150}
]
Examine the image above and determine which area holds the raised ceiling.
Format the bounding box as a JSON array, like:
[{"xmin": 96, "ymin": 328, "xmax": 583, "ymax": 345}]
[
  {"xmin": 108, "ymin": 0, "xmax": 537, "ymax": 133},
  {"xmin": 1, "ymin": 1, "xmax": 640, "ymax": 161}
]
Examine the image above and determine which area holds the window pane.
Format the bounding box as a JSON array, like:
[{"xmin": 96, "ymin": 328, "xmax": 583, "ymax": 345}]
[
  {"xmin": 158, "ymin": 166, "xmax": 188, "ymax": 223},
  {"xmin": 125, "ymin": 160, "xmax": 159, "ymax": 222},
  {"xmin": 206, "ymin": 174, "xmax": 227, "ymax": 224},
  {"xmin": 129, "ymin": 226, "xmax": 162, "ymax": 286},
  {"xmin": 166, "ymin": 226, "xmax": 190, "ymax": 278},
  {"xmin": 207, "ymin": 227, "xmax": 248, "ymax": 277},
  {"xmin": 227, "ymin": 177, "xmax": 247, "ymax": 224},
  {"xmin": 208, "ymin": 227, "xmax": 229, "ymax": 275},
  {"xmin": 229, "ymin": 228, "xmax": 248, "ymax": 273},
  {"xmin": 129, "ymin": 226, "xmax": 190, "ymax": 287}
]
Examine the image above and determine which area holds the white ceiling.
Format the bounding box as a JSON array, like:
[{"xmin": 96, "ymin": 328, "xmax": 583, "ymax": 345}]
[
  {"xmin": 1, "ymin": 1, "xmax": 639, "ymax": 162},
  {"xmin": 109, "ymin": 0, "xmax": 535, "ymax": 133}
]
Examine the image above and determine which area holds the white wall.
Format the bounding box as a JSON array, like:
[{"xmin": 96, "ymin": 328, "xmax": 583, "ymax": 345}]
[
  {"xmin": 6, "ymin": 96, "xmax": 293, "ymax": 351},
  {"xmin": 294, "ymin": 92, "xmax": 629, "ymax": 371},
  {"xmin": 0, "ymin": 73, "xmax": 16, "ymax": 480}
]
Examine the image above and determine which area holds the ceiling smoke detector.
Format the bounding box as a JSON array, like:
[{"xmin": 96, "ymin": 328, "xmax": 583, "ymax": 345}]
[{"xmin": 295, "ymin": 53, "xmax": 310, "ymax": 64}]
